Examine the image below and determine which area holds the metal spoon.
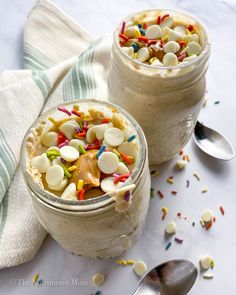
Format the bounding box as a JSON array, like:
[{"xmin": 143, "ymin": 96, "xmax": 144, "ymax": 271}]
[
  {"xmin": 194, "ymin": 121, "xmax": 235, "ymax": 160},
  {"xmin": 134, "ymin": 259, "xmax": 197, "ymax": 295}
]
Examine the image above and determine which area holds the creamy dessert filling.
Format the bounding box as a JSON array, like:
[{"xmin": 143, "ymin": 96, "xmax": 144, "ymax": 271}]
[
  {"xmin": 119, "ymin": 11, "xmax": 203, "ymax": 66},
  {"xmin": 26, "ymin": 103, "xmax": 139, "ymax": 211}
]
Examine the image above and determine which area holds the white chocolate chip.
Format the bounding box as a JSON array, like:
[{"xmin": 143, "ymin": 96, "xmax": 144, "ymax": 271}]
[
  {"xmin": 182, "ymin": 55, "xmax": 198, "ymax": 63},
  {"xmin": 161, "ymin": 27, "xmax": 171, "ymax": 38},
  {"xmin": 59, "ymin": 121, "xmax": 78, "ymax": 140},
  {"xmin": 200, "ymin": 255, "xmax": 213, "ymax": 270},
  {"xmin": 145, "ymin": 25, "xmax": 162, "ymax": 39},
  {"xmin": 101, "ymin": 177, "xmax": 121, "ymax": 193},
  {"xmin": 163, "ymin": 52, "xmax": 178, "ymax": 66},
  {"xmin": 86, "ymin": 125, "xmax": 97, "ymax": 143},
  {"xmin": 175, "ymin": 160, "xmax": 187, "ymax": 169},
  {"xmin": 203, "ymin": 273, "xmax": 214, "ymax": 279},
  {"xmin": 133, "ymin": 261, "xmax": 147, "ymax": 276},
  {"xmin": 168, "ymin": 29, "xmax": 182, "ymax": 41},
  {"xmin": 97, "ymin": 152, "xmax": 119, "ymax": 174},
  {"xmin": 104, "ymin": 127, "xmax": 124, "ymax": 147},
  {"xmin": 163, "ymin": 41, "xmax": 180, "ymax": 53},
  {"xmin": 61, "ymin": 183, "xmax": 77, "ymax": 200},
  {"xmin": 165, "ymin": 221, "xmax": 176, "ymax": 234},
  {"xmin": 31, "ymin": 153, "xmax": 51, "ymax": 173},
  {"xmin": 115, "ymin": 162, "xmax": 130, "ymax": 175},
  {"xmin": 174, "ymin": 25, "xmax": 186, "ymax": 36},
  {"xmin": 121, "ymin": 46, "xmax": 134, "ymax": 57},
  {"xmin": 95, "ymin": 124, "xmax": 110, "ymax": 140},
  {"xmin": 137, "ymin": 47, "xmax": 150, "ymax": 63},
  {"xmin": 151, "ymin": 59, "xmax": 163, "ymax": 66},
  {"xmin": 69, "ymin": 139, "xmax": 85, "ymax": 150},
  {"xmin": 92, "ymin": 273, "xmax": 106, "ymax": 287},
  {"xmin": 117, "ymin": 141, "xmax": 137, "ymax": 159},
  {"xmin": 181, "ymin": 34, "xmax": 192, "ymax": 44},
  {"xmin": 160, "ymin": 17, "xmax": 174, "ymax": 29},
  {"xmin": 46, "ymin": 165, "xmax": 64, "ymax": 186},
  {"xmin": 124, "ymin": 26, "xmax": 140, "ymax": 38},
  {"xmin": 60, "ymin": 146, "xmax": 80, "ymax": 162},
  {"xmin": 191, "ymin": 33, "xmax": 199, "ymax": 43},
  {"xmin": 201, "ymin": 210, "xmax": 214, "ymax": 223},
  {"xmin": 86, "ymin": 124, "xmax": 109, "ymax": 143},
  {"xmin": 41, "ymin": 131, "xmax": 58, "ymax": 147},
  {"xmin": 48, "ymin": 178, "xmax": 68, "ymax": 191},
  {"xmin": 186, "ymin": 41, "xmax": 202, "ymax": 55}
]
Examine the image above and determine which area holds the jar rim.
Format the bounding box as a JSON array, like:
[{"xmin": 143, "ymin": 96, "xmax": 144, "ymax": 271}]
[
  {"xmin": 20, "ymin": 99, "xmax": 147, "ymax": 211},
  {"xmin": 114, "ymin": 8, "xmax": 211, "ymax": 70}
]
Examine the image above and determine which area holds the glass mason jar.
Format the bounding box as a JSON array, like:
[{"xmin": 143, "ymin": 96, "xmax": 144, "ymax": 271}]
[
  {"xmin": 20, "ymin": 99, "xmax": 150, "ymax": 259},
  {"xmin": 108, "ymin": 9, "xmax": 211, "ymax": 165}
]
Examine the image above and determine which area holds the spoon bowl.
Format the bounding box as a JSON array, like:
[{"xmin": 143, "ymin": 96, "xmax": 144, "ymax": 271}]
[
  {"xmin": 194, "ymin": 121, "xmax": 235, "ymax": 160},
  {"xmin": 134, "ymin": 259, "xmax": 198, "ymax": 295}
]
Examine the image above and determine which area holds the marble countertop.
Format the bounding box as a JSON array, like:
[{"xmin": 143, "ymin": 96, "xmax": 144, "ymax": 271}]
[{"xmin": 1, "ymin": 0, "xmax": 236, "ymax": 294}]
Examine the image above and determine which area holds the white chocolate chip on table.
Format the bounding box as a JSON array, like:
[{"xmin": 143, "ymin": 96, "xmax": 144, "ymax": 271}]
[
  {"xmin": 200, "ymin": 255, "xmax": 213, "ymax": 270},
  {"xmin": 201, "ymin": 209, "xmax": 214, "ymax": 223},
  {"xmin": 175, "ymin": 160, "xmax": 187, "ymax": 169},
  {"xmin": 92, "ymin": 272, "xmax": 106, "ymax": 286},
  {"xmin": 133, "ymin": 261, "xmax": 148, "ymax": 276},
  {"xmin": 165, "ymin": 221, "xmax": 176, "ymax": 234}
]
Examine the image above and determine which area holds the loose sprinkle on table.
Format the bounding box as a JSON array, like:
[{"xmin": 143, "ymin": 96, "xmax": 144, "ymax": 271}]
[
  {"xmin": 162, "ymin": 207, "xmax": 168, "ymax": 220},
  {"xmin": 174, "ymin": 237, "xmax": 183, "ymax": 244},
  {"xmin": 158, "ymin": 190, "xmax": 164, "ymax": 199},
  {"xmin": 151, "ymin": 170, "xmax": 160, "ymax": 177},
  {"xmin": 171, "ymin": 190, "xmax": 177, "ymax": 195},
  {"xmin": 201, "ymin": 187, "xmax": 208, "ymax": 193},
  {"xmin": 150, "ymin": 188, "xmax": 154, "ymax": 198},
  {"xmin": 219, "ymin": 206, "xmax": 225, "ymax": 215},
  {"xmin": 33, "ymin": 274, "xmax": 39, "ymax": 285},
  {"xmin": 192, "ymin": 222, "xmax": 195, "ymax": 227},
  {"xmin": 214, "ymin": 101, "xmax": 220, "ymax": 104},
  {"xmin": 167, "ymin": 177, "xmax": 174, "ymax": 184},
  {"xmin": 186, "ymin": 180, "xmax": 190, "ymax": 188},
  {"xmin": 165, "ymin": 241, "xmax": 172, "ymax": 250},
  {"xmin": 211, "ymin": 260, "xmax": 215, "ymax": 269},
  {"xmin": 193, "ymin": 172, "xmax": 200, "ymax": 181}
]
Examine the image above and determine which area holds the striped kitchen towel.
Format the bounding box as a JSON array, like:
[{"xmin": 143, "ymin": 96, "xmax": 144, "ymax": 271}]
[{"xmin": 0, "ymin": 0, "xmax": 112, "ymax": 268}]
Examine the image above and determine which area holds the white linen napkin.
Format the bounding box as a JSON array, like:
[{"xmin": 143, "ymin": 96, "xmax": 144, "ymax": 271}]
[{"xmin": 0, "ymin": 0, "xmax": 112, "ymax": 268}]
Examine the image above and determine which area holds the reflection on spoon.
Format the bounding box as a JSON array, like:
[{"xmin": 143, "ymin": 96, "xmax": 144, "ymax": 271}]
[
  {"xmin": 194, "ymin": 121, "xmax": 235, "ymax": 160},
  {"xmin": 133, "ymin": 259, "xmax": 197, "ymax": 295}
]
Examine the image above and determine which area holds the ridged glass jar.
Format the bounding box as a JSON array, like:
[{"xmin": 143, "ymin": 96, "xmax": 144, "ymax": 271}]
[
  {"xmin": 108, "ymin": 9, "xmax": 211, "ymax": 164},
  {"xmin": 20, "ymin": 99, "xmax": 150, "ymax": 259}
]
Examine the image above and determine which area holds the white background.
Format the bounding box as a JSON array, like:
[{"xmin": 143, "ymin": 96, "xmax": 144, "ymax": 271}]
[{"xmin": 0, "ymin": 0, "xmax": 236, "ymax": 294}]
